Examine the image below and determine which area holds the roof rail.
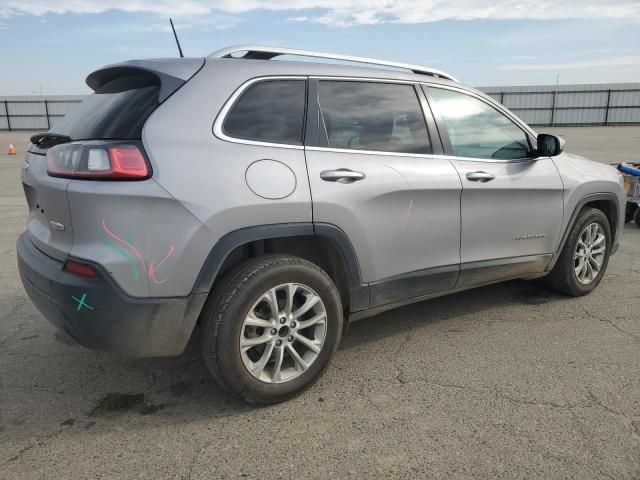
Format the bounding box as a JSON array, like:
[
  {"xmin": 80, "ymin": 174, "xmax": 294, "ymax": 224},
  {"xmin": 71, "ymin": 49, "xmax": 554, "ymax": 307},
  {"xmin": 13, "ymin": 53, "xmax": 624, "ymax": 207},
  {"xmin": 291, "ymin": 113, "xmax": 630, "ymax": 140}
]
[{"xmin": 208, "ymin": 45, "xmax": 459, "ymax": 82}]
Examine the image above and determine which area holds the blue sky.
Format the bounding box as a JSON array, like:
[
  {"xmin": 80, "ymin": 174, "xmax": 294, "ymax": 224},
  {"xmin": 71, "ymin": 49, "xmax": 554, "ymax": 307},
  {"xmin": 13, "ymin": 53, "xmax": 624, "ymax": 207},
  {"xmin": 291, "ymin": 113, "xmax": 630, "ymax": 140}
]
[{"xmin": 1, "ymin": 1, "xmax": 639, "ymax": 95}]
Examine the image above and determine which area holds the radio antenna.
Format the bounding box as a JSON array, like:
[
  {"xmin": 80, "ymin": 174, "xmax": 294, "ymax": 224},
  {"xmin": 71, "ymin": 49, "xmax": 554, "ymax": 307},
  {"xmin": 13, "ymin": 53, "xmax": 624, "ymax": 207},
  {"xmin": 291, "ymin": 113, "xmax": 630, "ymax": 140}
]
[{"xmin": 169, "ymin": 18, "xmax": 184, "ymax": 58}]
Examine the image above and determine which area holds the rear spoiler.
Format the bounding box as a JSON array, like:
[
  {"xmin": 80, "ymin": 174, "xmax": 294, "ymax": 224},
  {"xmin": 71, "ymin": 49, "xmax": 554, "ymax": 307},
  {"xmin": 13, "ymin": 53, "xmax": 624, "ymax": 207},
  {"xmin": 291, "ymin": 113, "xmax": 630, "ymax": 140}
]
[{"xmin": 86, "ymin": 58, "xmax": 204, "ymax": 103}]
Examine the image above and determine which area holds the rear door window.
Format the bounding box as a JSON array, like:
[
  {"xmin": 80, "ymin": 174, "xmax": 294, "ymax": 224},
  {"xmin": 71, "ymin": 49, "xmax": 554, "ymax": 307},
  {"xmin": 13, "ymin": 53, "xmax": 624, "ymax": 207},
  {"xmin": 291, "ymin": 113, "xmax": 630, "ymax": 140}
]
[
  {"xmin": 222, "ymin": 80, "xmax": 306, "ymax": 145},
  {"xmin": 317, "ymin": 81, "xmax": 431, "ymax": 155}
]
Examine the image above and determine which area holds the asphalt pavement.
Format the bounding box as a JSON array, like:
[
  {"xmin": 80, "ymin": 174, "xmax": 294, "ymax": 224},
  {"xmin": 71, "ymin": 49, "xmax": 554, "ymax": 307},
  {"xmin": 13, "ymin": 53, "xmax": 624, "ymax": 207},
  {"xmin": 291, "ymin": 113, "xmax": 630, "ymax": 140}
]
[{"xmin": 1, "ymin": 129, "xmax": 639, "ymax": 479}]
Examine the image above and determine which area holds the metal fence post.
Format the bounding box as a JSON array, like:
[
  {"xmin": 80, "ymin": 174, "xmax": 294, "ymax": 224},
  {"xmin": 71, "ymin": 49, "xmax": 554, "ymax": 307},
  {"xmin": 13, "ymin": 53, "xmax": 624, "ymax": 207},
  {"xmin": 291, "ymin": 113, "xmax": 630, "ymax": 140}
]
[
  {"xmin": 44, "ymin": 100, "xmax": 51, "ymax": 129},
  {"xmin": 604, "ymin": 89, "xmax": 611, "ymax": 126},
  {"xmin": 550, "ymin": 90, "xmax": 557, "ymax": 127},
  {"xmin": 500, "ymin": 92, "xmax": 505, "ymax": 105},
  {"xmin": 4, "ymin": 100, "xmax": 10, "ymax": 132}
]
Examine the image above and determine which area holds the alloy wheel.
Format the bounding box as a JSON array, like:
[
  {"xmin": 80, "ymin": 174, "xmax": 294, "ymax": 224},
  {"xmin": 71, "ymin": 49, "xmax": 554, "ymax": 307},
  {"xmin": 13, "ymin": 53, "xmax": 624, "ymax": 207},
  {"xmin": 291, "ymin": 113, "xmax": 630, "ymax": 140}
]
[
  {"xmin": 239, "ymin": 283, "xmax": 327, "ymax": 384},
  {"xmin": 574, "ymin": 222, "xmax": 606, "ymax": 285}
]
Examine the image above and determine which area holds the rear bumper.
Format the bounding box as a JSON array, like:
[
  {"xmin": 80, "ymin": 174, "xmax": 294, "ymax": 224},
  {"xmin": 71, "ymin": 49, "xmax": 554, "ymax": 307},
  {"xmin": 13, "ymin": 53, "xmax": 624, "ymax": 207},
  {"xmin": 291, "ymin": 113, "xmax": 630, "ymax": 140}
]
[{"xmin": 17, "ymin": 232, "xmax": 206, "ymax": 357}]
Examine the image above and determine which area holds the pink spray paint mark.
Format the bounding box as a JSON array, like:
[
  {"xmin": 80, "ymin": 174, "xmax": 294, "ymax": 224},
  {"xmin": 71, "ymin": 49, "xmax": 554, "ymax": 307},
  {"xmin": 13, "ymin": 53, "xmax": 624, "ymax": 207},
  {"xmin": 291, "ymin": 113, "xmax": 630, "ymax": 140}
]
[
  {"xmin": 102, "ymin": 219, "xmax": 147, "ymax": 273},
  {"xmin": 102, "ymin": 219, "xmax": 176, "ymax": 285},
  {"xmin": 402, "ymin": 199, "xmax": 414, "ymax": 231},
  {"xmin": 148, "ymin": 244, "xmax": 175, "ymax": 285}
]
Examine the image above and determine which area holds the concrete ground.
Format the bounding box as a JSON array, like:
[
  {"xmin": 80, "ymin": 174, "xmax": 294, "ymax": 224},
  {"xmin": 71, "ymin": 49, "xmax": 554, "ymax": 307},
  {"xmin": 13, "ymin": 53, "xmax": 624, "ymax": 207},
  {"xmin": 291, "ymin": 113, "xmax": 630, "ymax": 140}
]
[
  {"xmin": 541, "ymin": 126, "xmax": 640, "ymax": 164},
  {"xmin": 0, "ymin": 128, "xmax": 639, "ymax": 480}
]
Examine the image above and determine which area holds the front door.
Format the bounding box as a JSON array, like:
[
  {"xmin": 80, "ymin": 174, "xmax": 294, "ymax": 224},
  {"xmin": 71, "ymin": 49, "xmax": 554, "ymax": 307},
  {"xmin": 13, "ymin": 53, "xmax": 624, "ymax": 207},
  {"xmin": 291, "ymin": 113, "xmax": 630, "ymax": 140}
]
[
  {"xmin": 305, "ymin": 79, "xmax": 463, "ymax": 308},
  {"xmin": 426, "ymin": 86, "xmax": 564, "ymax": 287}
]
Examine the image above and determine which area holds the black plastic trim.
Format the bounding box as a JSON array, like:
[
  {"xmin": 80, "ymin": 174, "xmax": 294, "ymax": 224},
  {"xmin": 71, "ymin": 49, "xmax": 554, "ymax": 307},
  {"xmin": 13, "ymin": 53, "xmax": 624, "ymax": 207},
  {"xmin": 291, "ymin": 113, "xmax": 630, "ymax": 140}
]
[
  {"xmin": 191, "ymin": 223, "xmax": 367, "ymax": 311},
  {"xmin": 546, "ymin": 192, "xmax": 620, "ymax": 271},
  {"xmin": 193, "ymin": 223, "xmax": 313, "ymax": 294},
  {"xmin": 305, "ymin": 79, "xmax": 321, "ymax": 147},
  {"xmin": 313, "ymin": 223, "xmax": 368, "ymax": 311},
  {"xmin": 421, "ymin": 85, "xmax": 453, "ymax": 154},
  {"xmin": 456, "ymin": 254, "xmax": 552, "ymax": 288},
  {"xmin": 415, "ymin": 84, "xmax": 444, "ymax": 155},
  {"xmin": 17, "ymin": 232, "xmax": 205, "ymax": 357},
  {"xmin": 369, "ymin": 264, "xmax": 458, "ymax": 308},
  {"xmin": 351, "ymin": 254, "xmax": 554, "ymax": 322}
]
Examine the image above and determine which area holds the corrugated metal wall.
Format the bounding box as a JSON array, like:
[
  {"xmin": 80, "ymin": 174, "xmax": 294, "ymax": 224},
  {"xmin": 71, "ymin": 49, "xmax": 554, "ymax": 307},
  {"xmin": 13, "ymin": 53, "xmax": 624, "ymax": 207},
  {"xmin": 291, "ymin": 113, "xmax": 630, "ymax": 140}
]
[
  {"xmin": 2, "ymin": 83, "xmax": 640, "ymax": 130},
  {"xmin": 0, "ymin": 95, "xmax": 84, "ymax": 131},
  {"xmin": 479, "ymin": 83, "xmax": 640, "ymax": 126}
]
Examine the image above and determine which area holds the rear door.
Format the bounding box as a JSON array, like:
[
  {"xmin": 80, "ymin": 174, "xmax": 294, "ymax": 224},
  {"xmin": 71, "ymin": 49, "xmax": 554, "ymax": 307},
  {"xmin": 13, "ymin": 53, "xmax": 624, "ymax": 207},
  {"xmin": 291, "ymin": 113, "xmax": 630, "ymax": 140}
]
[
  {"xmin": 425, "ymin": 85, "xmax": 564, "ymax": 287},
  {"xmin": 305, "ymin": 79, "xmax": 462, "ymax": 308}
]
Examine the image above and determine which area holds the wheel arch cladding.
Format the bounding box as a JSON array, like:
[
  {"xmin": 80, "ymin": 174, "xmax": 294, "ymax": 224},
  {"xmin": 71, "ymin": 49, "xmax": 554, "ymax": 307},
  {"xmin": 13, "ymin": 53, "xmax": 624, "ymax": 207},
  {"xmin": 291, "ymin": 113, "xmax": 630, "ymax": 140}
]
[
  {"xmin": 547, "ymin": 192, "xmax": 620, "ymax": 271},
  {"xmin": 582, "ymin": 198, "xmax": 618, "ymax": 238},
  {"xmin": 191, "ymin": 223, "xmax": 368, "ymax": 312}
]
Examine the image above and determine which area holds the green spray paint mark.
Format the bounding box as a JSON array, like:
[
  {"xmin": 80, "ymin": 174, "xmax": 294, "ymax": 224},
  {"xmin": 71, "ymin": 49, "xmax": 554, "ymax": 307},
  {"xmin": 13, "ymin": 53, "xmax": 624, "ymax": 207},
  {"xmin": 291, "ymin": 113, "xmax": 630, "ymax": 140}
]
[
  {"xmin": 102, "ymin": 241, "xmax": 139, "ymax": 284},
  {"xmin": 72, "ymin": 293, "xmax": 94, "ymax": 312}
]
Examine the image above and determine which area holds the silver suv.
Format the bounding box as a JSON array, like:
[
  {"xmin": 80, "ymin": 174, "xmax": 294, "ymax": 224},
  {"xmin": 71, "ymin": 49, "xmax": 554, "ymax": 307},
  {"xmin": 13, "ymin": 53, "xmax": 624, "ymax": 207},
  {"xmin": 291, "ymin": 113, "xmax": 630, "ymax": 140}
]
[{"xmin": 17, "ymin": 46, "xmax": 625, "ymax": 404}]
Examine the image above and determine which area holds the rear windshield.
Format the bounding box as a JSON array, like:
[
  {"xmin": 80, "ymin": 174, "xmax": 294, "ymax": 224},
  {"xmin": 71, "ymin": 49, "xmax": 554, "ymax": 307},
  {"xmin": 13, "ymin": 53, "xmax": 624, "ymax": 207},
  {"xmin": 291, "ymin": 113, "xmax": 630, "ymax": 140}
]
[{"xmin": 50, "ymin": 74, "xmax": 160, "ymax": 140}]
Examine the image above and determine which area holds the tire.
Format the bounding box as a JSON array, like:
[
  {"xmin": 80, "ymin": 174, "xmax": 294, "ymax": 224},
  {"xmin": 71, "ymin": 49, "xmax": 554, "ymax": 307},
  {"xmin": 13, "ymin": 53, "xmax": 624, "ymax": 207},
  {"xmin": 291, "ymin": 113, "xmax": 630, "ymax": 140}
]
[
  {"xmin": 546, "ymin": 208, "xmax": 612, "ymax": 297},
  {"xmin": 625, "ymin": 202, "xmax": 636, "ymax": 223},
  {"xmin": 201, "ymin": 254, "xmax": 343, "ymax": 404},
  {"xmin": 634, "ymin": 207, "xmax": 640, "ymax": 228}
]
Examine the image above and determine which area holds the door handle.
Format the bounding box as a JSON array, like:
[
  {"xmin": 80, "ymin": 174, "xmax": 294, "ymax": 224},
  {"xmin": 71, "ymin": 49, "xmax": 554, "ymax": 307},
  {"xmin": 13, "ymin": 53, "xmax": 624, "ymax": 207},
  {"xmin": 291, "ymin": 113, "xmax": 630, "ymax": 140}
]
[
  {"xmin": 466, "ymin": 171, "xmax": 495, "ymax": 183},
  {"xmin": 320, "ymin": 169, "xmax": 366, "ymax": 184}
]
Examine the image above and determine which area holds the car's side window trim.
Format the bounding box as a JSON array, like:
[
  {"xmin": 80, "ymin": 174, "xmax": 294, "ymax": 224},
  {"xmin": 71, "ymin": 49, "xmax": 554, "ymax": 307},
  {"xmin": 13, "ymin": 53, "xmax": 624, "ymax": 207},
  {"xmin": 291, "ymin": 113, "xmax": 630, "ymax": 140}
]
[
  {"xmin": 421, "ymin": 85, "xmax": 454, "ymax": 155},
  {"xmin": 304, "ymin": 78, "xmax": 320, "ymax": 148},
  {"xmin": 212, "ymin": 75, "xmax": 308, "ymax": 150},
  {"xmin": 415, "ymin": 84, "xmax": 444, "ymax": 155},
  {"xmin": 421, "ymin": 84, "xmax": 538, "ymax": 162},
  {"xmin": 306, "ymin": 77, "xmax": 439, "ymax": 157}
]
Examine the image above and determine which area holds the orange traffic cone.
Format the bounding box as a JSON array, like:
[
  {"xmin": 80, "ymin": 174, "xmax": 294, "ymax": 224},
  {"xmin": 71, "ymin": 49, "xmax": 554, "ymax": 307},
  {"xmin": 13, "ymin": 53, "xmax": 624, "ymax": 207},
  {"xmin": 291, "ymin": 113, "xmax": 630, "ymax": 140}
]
[{"xmin": 7, "ymin": 144, "xmax": 16, "ymax": 155}]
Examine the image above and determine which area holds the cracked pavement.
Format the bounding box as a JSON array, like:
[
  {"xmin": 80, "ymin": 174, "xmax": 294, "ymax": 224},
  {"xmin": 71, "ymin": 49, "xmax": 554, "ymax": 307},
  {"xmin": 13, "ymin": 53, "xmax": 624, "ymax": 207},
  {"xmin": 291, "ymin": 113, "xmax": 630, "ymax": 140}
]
[{"xmin": 1, "ymin": 129, "xmax": 639, "ymax": 479}]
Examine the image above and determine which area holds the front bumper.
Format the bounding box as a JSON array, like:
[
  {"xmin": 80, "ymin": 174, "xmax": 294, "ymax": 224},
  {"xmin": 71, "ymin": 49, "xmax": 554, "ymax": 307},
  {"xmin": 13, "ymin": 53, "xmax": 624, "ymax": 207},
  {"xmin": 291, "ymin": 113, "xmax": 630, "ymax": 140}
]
[{"xmin": 17, "ymin": 232, "xmax": 206, "ymax": 357}]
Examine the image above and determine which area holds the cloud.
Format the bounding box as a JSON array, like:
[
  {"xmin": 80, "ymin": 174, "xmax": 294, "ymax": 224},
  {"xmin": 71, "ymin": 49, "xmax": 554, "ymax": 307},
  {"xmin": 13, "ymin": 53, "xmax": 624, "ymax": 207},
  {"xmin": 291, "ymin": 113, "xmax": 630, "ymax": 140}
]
[
  {"xmin": 0, "ymin": 1, "xmax": 211, "ymax": 18},
  {"xmin": 1, "ymin": 0, "xmax": 639, "ymax": 27},
  {"xmin": 500, "ymin": 55, "xmax": 640, "ymax": 70},
  {"xmin": 133, "ymin": 14, "xmax": 239, "ymax": 33}
]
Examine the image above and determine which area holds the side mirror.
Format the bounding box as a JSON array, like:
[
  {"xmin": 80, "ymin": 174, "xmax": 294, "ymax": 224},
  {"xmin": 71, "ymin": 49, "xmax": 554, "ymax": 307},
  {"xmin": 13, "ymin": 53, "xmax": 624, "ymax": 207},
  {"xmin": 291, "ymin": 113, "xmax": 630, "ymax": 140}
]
[{"xmin": 537, "ymin": 133, "xmax": 565, "ymax": 157}]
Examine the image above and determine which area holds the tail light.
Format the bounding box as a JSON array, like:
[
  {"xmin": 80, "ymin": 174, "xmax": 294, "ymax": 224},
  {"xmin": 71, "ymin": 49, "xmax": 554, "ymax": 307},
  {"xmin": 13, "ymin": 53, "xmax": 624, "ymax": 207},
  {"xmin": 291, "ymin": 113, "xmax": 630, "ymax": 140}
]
[{"xmin": 46, "ymin": 142, "xmax": 150, "ymax": 180}]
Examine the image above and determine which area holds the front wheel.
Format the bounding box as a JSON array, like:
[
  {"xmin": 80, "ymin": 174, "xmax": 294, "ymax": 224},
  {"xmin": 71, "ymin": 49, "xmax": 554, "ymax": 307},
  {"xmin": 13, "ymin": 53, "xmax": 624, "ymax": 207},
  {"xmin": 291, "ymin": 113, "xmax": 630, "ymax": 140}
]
[
  {"xmin": 546, "ymin": 208, "xmax": 612, "ymax": 296},
  {"xmin": 201, "ymin": 254, "xmax": 343, "ymax": 404}
]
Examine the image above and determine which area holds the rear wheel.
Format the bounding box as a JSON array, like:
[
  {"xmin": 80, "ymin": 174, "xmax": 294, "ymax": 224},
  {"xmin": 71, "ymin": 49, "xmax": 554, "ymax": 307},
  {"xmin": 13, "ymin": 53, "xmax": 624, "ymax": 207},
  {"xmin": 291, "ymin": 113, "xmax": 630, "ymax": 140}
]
[
  {"xmin": 546, "ymin": 208, "xmax": 611, "ymax": 296},
  {"xmin": 201, "ymin": 254, "xmax": 343, "ymax": 404},
  {"xmin": 634, "ymin": 207, "xmax": 640, "ymax": 228}
]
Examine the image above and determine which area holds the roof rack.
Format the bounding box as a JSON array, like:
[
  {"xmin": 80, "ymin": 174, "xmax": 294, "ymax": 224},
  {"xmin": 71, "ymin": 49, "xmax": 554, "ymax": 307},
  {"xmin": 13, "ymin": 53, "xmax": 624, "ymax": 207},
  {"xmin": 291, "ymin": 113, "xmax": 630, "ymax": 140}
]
[{"xmin": 208, "ymin": 45, "xmax": 459, "ymax": 82}]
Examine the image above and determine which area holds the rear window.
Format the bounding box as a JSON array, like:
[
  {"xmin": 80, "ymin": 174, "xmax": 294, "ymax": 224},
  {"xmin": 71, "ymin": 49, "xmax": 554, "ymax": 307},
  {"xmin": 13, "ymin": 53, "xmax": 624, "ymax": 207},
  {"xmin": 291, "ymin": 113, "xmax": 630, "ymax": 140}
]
[
  {"xmin": 50, "ymin": 74, "xmax": 160, "ymax": 140},
  {"xmin": 222, "ymin": 80, "xmax": 306, "ymax": 145}
]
